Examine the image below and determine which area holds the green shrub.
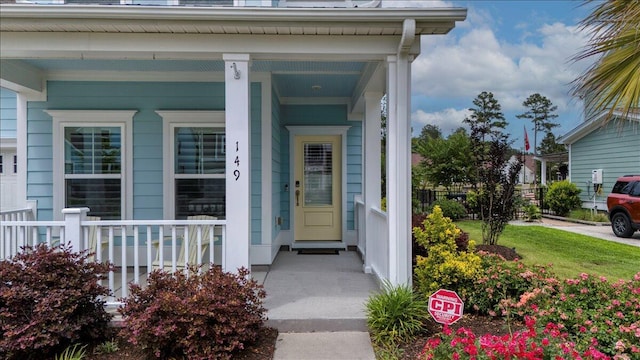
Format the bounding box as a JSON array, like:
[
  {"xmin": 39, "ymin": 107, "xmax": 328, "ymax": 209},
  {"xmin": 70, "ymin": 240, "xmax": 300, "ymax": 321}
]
[
  {"xmin": 523, "ymin": 203, "xmax": 541, "ymax": 222},
  {"xmin": 92, "ymin": 340, "xmax": 119, "ymax": 355},
  {"xmin": 569, "ymin": 209, "xmax": 609, "ymax": 222},
  {"xmin": 0, "ymin": 244, "xmax": 113, "ymax": 360},
  {"xmin": 413, "ymin": 206, "xmax": 482, "ymax": 301},
  {"xmin": 366, "ymin": 281, "xmax": 428, "ymax": 345},
  {"xmin": 545, "ymin": 180, "xmax": 582, "ymax": 216},
  {"xmin": 119, "ymin": 266, "xmax": 266, "ymax": 360},
  {"xmin": 428, "ymin": 198, "xmax": 467, "ymax": 220},
  {"xmin": 54, "ymin": 344, "xmax": 87, "ymax": 360}
]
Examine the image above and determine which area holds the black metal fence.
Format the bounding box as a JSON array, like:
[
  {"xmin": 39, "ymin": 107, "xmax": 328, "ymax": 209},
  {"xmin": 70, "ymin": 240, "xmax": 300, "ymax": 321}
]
[{"xmin": 414, "ymin": 187, "xmax": 549, "ymax": 219}]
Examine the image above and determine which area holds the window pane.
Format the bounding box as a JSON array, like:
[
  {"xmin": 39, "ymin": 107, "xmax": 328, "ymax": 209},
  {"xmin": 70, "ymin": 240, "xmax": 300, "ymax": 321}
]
[
  {"xmin": 66, "ymin": 179, "xmax": 121, "ymax": 219},
  {"xmin": 0, "ymin": 155, "xmax": 3, "ymax": 174},
  {"xmin": 175, "ymin": 128, "xmax": 225, "ymax": 175},
  {"xmin": 175, "ymin": 178, "xmax": 225, "ymax": 219},
  {"xmin": 303, "ymin": 143, "xmax": 332, "ymax": 206},
  {"xmin": 65, "ymin": 127, "xmax": 121, "ymax": 174}
]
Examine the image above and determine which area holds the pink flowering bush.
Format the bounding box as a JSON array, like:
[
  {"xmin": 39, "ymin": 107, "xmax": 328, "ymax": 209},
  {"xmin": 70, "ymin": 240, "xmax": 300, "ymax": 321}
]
[
  {"xmin": 512, "ymin": 272, "xmax": 640, "ymax": 357},
  {"xmin": 465, "ymin": 253, "xmax": 554, "ymax": 316},
  {"xmin": 420, "ymin": 316, "xmax": 617, "ymax": 360}
]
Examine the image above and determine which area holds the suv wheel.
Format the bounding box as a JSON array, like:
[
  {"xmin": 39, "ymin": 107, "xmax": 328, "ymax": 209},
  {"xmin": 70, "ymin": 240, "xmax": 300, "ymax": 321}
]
[{"xmin": 611, "ymin": 213, "xmax": 635, "ymax": 238}]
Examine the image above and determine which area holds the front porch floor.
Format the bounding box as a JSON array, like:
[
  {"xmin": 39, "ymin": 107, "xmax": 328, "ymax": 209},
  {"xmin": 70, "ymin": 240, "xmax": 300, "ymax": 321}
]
[{"xmin": 260, "ymin": 250, "xmax": 379, "ymax": 332}]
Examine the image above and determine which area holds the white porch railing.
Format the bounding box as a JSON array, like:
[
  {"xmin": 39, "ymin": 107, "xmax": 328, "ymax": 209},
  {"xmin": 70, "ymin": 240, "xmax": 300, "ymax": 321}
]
[
  {"xmin": 355, "ymin": 196, "xmax": 389, "ymax": 284},
  {"xmin": 369, "ymin": 206, "xmax": 388, "ymax": 282},
  {"xmin": 0, "ymin": 208, "xmax": 226, "ymax": 306}
]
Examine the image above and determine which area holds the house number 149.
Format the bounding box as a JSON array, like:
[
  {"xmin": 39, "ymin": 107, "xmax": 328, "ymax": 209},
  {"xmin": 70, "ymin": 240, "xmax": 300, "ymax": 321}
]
[{"xmin": 234, "ymin": 141, "xmax": 240, "ymax": 181}]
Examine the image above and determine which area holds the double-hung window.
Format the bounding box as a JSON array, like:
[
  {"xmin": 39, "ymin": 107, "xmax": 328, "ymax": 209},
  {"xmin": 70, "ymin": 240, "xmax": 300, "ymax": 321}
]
[
  {"xmin": 158, "ymin": 111, "xmax": 226, "ymax": 220},
  {"xmin": 49, "ymin": 110, "xmax": 135, "ymax": 220}
]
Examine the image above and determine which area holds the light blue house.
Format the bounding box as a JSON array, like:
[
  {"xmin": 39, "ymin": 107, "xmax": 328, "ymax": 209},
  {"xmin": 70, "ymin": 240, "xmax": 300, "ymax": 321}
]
[
  {"xmin": 559, "ymin": 111, "xmax": 640, "ymax": 211},
  {"xmin": 0, "ymin": 88, "xmax": 18, "ymax": 211},
  {"xmin": 0, "ymin": 0, "xmax": 466, "ymax": 287}
]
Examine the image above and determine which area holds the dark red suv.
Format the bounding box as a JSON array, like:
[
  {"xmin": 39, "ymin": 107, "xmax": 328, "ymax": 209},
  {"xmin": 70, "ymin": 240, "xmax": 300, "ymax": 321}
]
[{"xmin": 607, "ymin": 175, "xmax": 640, "ymax": 238}]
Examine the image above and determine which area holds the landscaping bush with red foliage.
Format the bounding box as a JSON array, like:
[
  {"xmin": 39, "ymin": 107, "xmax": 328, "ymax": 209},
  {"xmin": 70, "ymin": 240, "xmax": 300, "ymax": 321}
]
[
  {"xmin": 119, "ymin": 266, "xmax": 267, "ymax": 360},
  {"xmin": 0, "ymin": 244, "xmax": 113, "ymax": 360}
]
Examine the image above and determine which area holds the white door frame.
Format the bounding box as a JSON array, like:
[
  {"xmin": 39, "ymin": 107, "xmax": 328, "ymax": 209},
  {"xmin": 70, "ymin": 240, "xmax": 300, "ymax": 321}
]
[{"xmin": 286, "ymin": 126, "xmax": 350, "ymax": 245}]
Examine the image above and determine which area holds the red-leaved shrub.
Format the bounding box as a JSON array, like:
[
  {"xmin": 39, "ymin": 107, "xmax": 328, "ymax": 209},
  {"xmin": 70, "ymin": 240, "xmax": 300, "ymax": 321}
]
[
  {"xmin": 0, "ymin": 244, "xmax": 113, "ymax": 359},
  {"xmin": 119, "ymin": 266, "xmax": 267, "ymax": 360}
]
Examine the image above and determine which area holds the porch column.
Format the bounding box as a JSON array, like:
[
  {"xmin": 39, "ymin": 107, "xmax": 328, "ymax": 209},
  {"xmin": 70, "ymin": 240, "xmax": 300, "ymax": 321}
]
[
  {"xmin": 363, "ymin": 91, "xmax": 383, "ymax": 274},
  {"xmin": 16, "ymin": 93, "xmax": 27, "ymax": 209},
  {"xmin": 540, "ymin": 159, "xmax": 547, "ymax": 185},
  {"xmin": 223, "ymin": 54, "xmax": 251, "ymax": 272},
  {"xmin": 386, "ymin": 54, "xmax": 412, "ymax": 285}
]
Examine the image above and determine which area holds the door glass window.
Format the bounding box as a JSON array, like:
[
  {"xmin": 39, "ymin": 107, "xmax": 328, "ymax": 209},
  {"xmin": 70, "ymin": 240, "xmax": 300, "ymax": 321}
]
[{"xmin": 303, "ymin": 143, "xmax": 332, "ymax": 206}]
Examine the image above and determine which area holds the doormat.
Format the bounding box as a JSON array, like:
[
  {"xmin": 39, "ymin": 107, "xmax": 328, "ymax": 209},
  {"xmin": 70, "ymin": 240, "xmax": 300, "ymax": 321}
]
[{"xmin": 297, "ymin": 249, "xmax": 340, "ymax": 255}]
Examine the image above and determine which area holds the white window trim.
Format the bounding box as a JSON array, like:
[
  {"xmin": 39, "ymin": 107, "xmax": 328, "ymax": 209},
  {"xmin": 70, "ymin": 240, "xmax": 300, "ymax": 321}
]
[
  {"xmin": 48, "ymin": 110, "xmax": 136, "ymax": 220},
  {"xmin": 157, "ymin": 111, "xmax": 226, "ymax": 220}
]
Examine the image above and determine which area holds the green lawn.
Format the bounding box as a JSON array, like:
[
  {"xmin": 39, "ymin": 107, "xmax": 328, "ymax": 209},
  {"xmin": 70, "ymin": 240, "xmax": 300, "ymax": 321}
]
[{"xmin": 455, "ymin": 220, "xmax": 640, "ymax": 281}]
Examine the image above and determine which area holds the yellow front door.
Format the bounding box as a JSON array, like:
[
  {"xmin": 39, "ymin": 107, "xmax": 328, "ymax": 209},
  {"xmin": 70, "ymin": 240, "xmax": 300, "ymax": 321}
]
[{"xmin": 293, "ymin": 135, "xmax": 342, "ymax": 241}]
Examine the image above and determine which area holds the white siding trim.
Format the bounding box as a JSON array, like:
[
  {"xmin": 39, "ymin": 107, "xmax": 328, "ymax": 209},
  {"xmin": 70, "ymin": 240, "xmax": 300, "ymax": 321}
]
[{"xmin": 47, "ymin": 110, "xmax": 136, "ymax": 220}]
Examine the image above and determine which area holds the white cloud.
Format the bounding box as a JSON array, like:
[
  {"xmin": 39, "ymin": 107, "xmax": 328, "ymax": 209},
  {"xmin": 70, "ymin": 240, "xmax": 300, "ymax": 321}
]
[
  {"xmin": 412, "ymin": 108, "xmax": 471, "ymax": 136},
  {"xmin": 412, "ymin": 16, "xmax": 591, "ymax": 114}
]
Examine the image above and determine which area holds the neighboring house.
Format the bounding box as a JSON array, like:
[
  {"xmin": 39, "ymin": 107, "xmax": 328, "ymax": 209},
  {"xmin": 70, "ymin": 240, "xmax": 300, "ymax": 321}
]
[
  {"xmin": 558, "ymin": 110, "xmax": 640, "ymax": 211},
  {"xmin": 0, "ymin": 87, "xmax": 18, "ymax": 211},
  {"xmin": 0, "ymin": 1, "xmax": 467, "ymax": 285},
  {"xmin": 509, "ymin": 154, "xmax": 535, "ymax": 184}
]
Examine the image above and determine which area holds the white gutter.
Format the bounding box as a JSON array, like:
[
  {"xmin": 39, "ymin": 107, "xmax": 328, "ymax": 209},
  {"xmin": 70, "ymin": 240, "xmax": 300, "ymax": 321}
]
[{"xmin": 0, "ymin": 4, "xmax": 466, "ymax": 25}]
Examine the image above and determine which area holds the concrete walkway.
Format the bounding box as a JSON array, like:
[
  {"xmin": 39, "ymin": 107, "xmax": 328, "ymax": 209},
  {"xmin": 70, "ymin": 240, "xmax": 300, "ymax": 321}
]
[{"xmin": 255, "ymin": 250, "xmax": 379, "ymax": 360}]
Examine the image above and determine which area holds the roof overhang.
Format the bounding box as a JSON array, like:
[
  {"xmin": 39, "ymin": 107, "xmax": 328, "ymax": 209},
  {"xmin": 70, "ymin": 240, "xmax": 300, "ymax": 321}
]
[
  {"xmin": 0, "ymin": 4, "xmax": 466, "ymax": 113},
  {"xmin": 558, "ymin": 109, "xmax": 640, "ymax": 145},
  {"xmin": 534, "ymin": 152, "xmax": 568, "ymax": 163},
  {"xmin": 0, "ymin": 4, "xmax": 467, "ymax": 36}
]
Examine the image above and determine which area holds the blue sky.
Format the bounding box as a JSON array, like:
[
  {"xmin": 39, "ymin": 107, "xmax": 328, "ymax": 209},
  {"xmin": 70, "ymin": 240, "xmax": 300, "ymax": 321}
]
[{"xmin": 395, "ymin": 0, "xmax": 596, "ymax": 150}]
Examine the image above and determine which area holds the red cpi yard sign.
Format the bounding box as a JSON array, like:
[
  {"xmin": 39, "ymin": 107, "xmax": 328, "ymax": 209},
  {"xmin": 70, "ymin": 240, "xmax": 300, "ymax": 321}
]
[{"xmin": 428, "ymin": 289, "xmax": 464, "ymax": 325}]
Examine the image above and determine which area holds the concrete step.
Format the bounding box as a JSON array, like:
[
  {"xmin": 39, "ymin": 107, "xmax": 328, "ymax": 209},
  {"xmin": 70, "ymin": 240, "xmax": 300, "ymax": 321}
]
[{"xmin": 267, "ymin": 318, "xmax": 368, "ymax": 333}]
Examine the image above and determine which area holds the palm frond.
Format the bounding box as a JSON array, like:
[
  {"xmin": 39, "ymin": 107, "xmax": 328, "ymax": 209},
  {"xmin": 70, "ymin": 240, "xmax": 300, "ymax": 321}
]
[{"xmin": 571, "ymin": 0, "xmax": 640, "ymax": 122}]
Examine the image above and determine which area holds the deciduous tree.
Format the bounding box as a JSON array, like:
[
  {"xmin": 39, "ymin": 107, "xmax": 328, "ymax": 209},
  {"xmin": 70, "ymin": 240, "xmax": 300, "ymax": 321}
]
[{"xmin": 464, "ymin": 91, "xmax": 522, "ymax": 245}]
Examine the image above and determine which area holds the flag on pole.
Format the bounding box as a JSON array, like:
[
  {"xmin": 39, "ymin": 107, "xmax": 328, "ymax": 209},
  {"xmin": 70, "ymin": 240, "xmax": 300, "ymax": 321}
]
[{"xmin": 524, "ymin": 126, "xmax": 530, "ymax": 151}]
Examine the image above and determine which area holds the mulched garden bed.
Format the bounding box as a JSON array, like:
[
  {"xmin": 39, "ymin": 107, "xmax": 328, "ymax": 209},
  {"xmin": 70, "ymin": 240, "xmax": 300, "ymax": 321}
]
[{"xmin": 90, "ymin": 326, "xmax": 278, "ymax": 360}]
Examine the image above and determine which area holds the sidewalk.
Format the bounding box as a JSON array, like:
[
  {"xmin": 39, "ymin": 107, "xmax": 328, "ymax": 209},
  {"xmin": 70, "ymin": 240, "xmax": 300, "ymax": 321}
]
[{"xmin": 255, "ymin": 251, "xmax": 378, "ymax": 360}]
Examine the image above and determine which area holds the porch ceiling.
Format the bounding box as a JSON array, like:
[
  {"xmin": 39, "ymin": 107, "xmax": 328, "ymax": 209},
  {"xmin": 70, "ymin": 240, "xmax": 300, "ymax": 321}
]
[{"xmin": 12, "ymin": 58, "xmax": 372, "ymax": 100}]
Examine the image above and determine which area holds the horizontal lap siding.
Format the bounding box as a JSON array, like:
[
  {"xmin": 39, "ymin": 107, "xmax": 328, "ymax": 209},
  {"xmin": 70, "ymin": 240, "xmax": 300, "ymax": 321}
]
[
  {"xmin": 346, "ymin": 124, "xmax": 362, "ymax": 230},
  {"xmin": 0, "ymin": 88, "xmax": 17, "ymax": 139},
  {"xmin": 251, "ymin": 83, "xmax": 262, "ymax": 245},
  {"xmin": 26, "ymin": 102, "xmax": 53, "ymax": 220},
  {"xmin": 28, "ymin": 81, "xmax": 236, "ymax": 222},
  {"xmin": 571, "ymin": 119, "xmax": 640, "ymax": 204},
  {"xmin": 272, "ymin": 89, "xmax": 283, "ymax": 239},
  {"xmin": 280, "ymin": 125, "xmax": 290, "ymax": 230}
]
